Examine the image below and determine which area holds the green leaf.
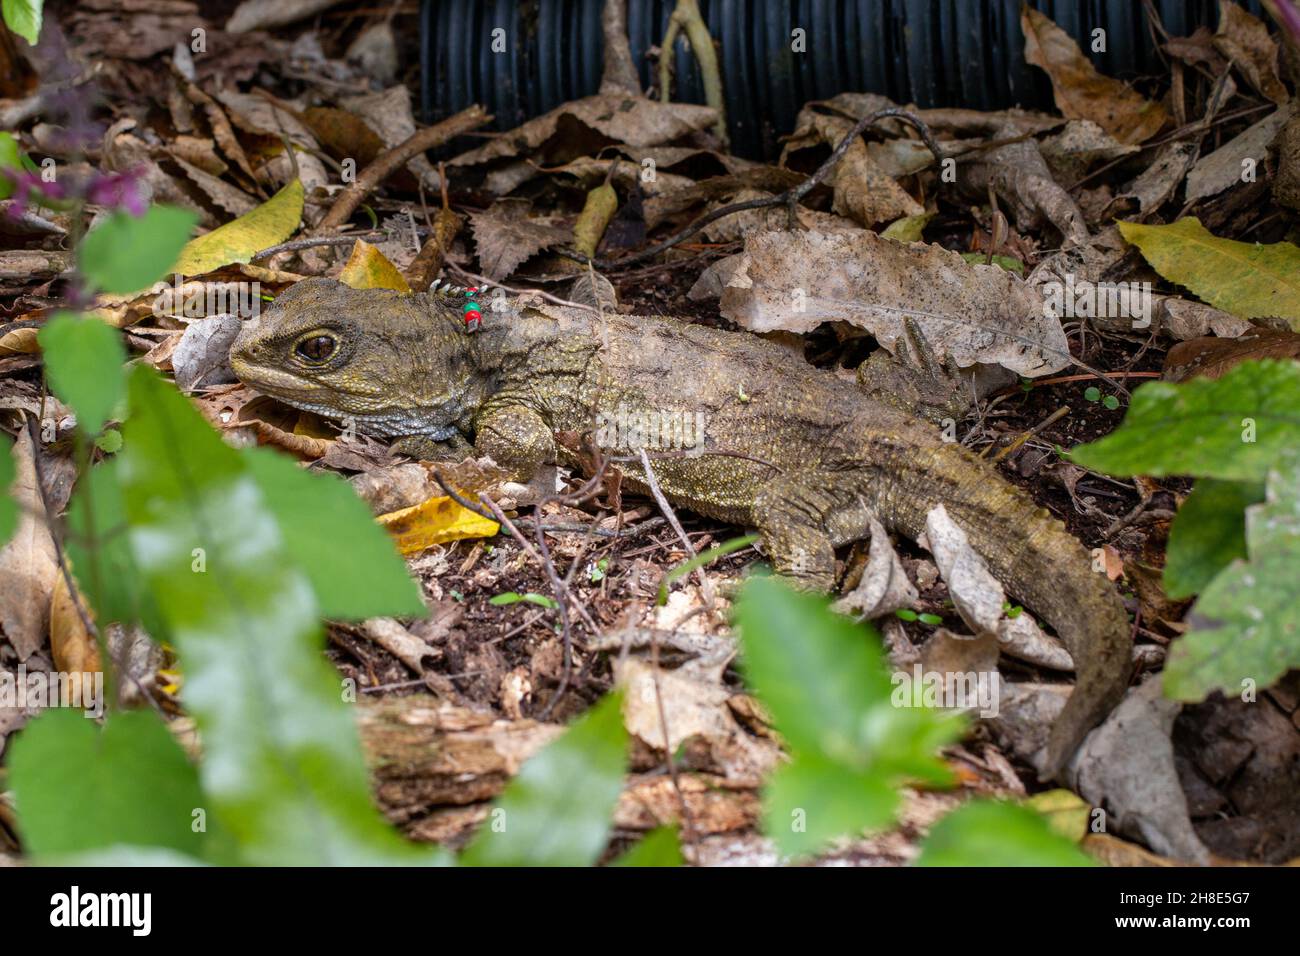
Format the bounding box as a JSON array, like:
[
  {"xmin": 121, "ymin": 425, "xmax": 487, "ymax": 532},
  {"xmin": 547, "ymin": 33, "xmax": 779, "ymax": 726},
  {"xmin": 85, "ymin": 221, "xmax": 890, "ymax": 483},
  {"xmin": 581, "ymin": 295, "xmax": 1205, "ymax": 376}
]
[
  {"xmin": 611, "ymin": 826, "xmax": 683, "ymax": 867},
  {"xmin": 64, "ymin": 459, "xmax": 168, "ymax": 640},
  {"xmin": 1117, "ymin": 218, "xmax": 1300, "ymax": 328},
  {"xmin": 916, "ymin": 800, "xmax": 1095, "ymax": 866},
  {"xmin": 882, "ymin": 213, "xmax": 933, "ymax": 243},
  {"xmin": 462, "ymin": 691, "xmax": 627, "ymax": 867},
  {"xmin": 1164, "ymin": 479, "xmax": 1264, "ymax": 599},
  {"xmin": 8, "ymin": 709, "xmax": 206, "ymax": 858},
  {"xmin": 78, "ymin": 206, "xmax": 198, "ymax": 295},
  {"xmin": 244, "ymin": 448, "xmax": 425, "ymax": 620},
  {"xmin": 2, "ymin": 0, "xmax": 41, "ymax": 45},
  {"xmin": 37, "ymin": 312, "xmax": 125, "ymax": 435},
  {"xmin": 734, "ymin": 577, "xmax": 962, "ymax": 857},
  {"xmin": 94, "ymin": 428, "xmax": 123, "ymax": 454},
  {"xmin": 1084, "ymin": 386, "xmax": 1101, "ymax": 402},
  {"xmin": 657, "ymin": 533, "xmax": 758, "ymax": 604},
  {"xmin": 0, "ymin": 433, "xmax": 15, "ymax": 547},
  {"xmin": 959, "ymin": 251, "xmax": 1025, "ymax": 275},
  {"xmin": 117, "ymin": 366, "xmax": 443, "ymax": 865},
  {"xmin": 489, "ymin": 591, "xmax": 557, "ymax": 608},
  {"xmin": 763, "ymin": 754, "xmax": 898, "ymax": 857},
  {"xmin": 1164, "ymin": 468, "xmax": 1300, "ymax": 701},
  {"xmin": 0, "ymin": 131, "xmax": 20, "ymax": 199},
  {"xmin": 1069, "ymin": 360, "xmax": 1300, "ymax": 482}
]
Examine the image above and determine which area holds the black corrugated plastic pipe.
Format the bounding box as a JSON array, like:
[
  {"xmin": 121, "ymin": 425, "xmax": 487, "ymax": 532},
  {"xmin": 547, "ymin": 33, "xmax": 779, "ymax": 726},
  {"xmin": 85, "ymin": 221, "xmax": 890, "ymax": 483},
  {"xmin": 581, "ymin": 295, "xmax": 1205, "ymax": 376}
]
[{"xmin": 419, "ymin": 0, "xmax": 1265, "ymax": 159}]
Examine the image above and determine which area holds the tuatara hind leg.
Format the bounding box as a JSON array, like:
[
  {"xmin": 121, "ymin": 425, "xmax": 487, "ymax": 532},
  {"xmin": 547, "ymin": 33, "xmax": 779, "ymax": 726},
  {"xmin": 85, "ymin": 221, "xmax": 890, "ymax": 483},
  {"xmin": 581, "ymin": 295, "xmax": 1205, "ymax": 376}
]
[{"xmin": 752, "ymin": 478, "xmax": 838, "ymax": 592}]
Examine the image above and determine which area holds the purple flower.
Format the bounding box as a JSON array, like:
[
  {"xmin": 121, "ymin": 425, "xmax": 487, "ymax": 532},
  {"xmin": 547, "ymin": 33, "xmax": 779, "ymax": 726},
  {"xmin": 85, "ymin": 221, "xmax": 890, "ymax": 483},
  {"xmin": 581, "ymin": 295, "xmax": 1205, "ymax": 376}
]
[{"xmin": 85, "ymin": 168, "xmax": 148, "ymax": 217}]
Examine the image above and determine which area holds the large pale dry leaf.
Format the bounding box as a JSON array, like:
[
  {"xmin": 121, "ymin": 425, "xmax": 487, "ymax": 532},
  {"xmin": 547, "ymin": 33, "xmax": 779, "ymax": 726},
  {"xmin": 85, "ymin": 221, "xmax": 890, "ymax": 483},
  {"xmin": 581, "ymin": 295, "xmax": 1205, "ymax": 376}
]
[
  {"xmin": 719, "ymin": 230, "xmax": 1069, "ymax": 377},
  {"xmin": 1186, "ymin": 102, "xmax": 1295, "ymax": 202},
  {"xmin": 1158, "ymin": 297, "xmax": 1253, "ymax": 341},
  {"xmin": 449, "ymin": 94, "xmax": 718, "ymax": 167},
  {"xmin": 0, "ymin": 430, "xmax": 59, "ymax": 661},
  {"xmin": 832, "ymin": 516, "xmax": 917, "ymax": 619},
  {"xmin": 1214, "ymin": 0, "xmax": 1290, "ymax": 104},
  {"xmin": 168, "ymin": 153, "xmax": 256, "ymax": 218},
  {"xmin": 923, "ymin": 505, "xmax": 1004, "ymax": 636},
  {"xmin": 1022, "ymin": 6, "xmax": 1169, "ymax": 145},
  {"xmin": 470, "ymin": 201, "xmax": 570, "ymax": 281},
  {"xmin": 1107, "ymin": 142, "xmax": 1199, "ymax": 218},
  {"xmin": 172, "ymin": 179, "xmax": 304, "ymax": 277},
  {"xmin": 1118, "ymin": 218, "xmax": 1300, "ymax": 328},
  {"xmin": 1066, "ymin": 679, "xmax": 1210, "ymax": 864},
  {"xmin": 172, "ymin": 315, "xmax": 241, "ymax": 391}
]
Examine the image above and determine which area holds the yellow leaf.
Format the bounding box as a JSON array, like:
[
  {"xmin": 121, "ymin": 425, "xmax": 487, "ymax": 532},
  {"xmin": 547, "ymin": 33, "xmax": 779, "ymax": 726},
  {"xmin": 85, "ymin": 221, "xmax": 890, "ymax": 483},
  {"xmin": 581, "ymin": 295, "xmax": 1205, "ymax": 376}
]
[
  {"xmin": 338, "ymin": 239, "xmax": 411, "ymax": 293},
  {"xmin": 376, "ymin": 494, "xmax": 499, "ymax": 556},
  {"xmin": 881, "ymin": 213, "xmax": 933, "ymax": 243},
  {"xmin": 1024, "ymin": 789, "xmax": 1090, "ymax": 843},
  {"xmin": 1118, "ymin": 218, "xmax": 1300, "ymax": 328},
  {"xmin": 171, "ymin": 180, "xmax": 304, "ymax": 277}
]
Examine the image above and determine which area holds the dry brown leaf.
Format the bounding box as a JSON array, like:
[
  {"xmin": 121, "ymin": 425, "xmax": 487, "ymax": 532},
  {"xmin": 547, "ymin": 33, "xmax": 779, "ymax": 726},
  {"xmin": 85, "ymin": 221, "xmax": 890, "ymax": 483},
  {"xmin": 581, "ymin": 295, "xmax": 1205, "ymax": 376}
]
[
  {"xmin": 50, "ymin": 572, "xmax": 101, "ymax": 676},
  {"xmin": 1164, "ymin": 327, "xmax": 1300, "ymax": 382},
  {"xmin": 470, "ymin": 200, "xmax": 571, "ymax": 281},
  {"xmin": 0, "ymin": 430, "xmax": 59, "ymax": 661},
  {"xmin": 1022, "ymin": 6, "xmax": 1169, "ymax": 145},
  {"xmin": 449, "ymin": 94, "xmax": 719, "ymax": 168},
  {"xmin": 1214, "ymin": 0, "xmax": 1290, "ymax": 104}
]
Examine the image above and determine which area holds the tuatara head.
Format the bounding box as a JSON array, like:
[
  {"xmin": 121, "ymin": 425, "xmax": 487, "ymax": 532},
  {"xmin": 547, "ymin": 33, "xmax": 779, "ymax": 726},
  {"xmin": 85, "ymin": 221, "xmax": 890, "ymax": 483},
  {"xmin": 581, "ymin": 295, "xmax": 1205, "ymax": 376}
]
[{"xmin": 229, "ymin": 277, "xmax": 475, "ymax": 440}]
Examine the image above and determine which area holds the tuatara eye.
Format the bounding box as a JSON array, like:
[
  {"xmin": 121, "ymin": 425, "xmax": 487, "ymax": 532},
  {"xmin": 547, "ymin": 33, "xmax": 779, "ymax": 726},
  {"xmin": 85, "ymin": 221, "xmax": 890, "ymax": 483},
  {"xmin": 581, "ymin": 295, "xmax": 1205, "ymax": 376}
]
[{"xmin": 295, "ymin": 334, "xmax": 337, "ymax": 363}]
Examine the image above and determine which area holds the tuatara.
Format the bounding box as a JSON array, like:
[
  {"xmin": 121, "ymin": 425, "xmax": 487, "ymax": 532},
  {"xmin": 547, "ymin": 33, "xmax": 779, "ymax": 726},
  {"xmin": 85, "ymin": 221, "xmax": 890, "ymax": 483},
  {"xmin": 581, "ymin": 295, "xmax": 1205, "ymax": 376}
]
[{"xmin": 230, "ymin": 277, "xmax": 1132, "ymax": 777}]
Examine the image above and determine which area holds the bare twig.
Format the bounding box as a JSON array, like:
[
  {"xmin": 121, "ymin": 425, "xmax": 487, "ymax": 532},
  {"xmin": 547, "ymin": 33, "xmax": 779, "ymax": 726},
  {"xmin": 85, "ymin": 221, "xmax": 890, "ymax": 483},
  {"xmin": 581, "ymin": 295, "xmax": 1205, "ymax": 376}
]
[{"xmin": 316, "ymin": 105, "xmax": 492, "ymax": 233}]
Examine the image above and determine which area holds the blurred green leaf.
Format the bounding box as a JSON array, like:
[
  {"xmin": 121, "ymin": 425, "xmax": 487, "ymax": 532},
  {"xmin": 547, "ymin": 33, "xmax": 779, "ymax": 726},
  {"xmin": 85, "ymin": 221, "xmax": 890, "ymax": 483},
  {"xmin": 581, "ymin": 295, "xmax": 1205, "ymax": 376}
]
[
  {"xmin": 1165, "ymin": 468, "xmax": 1300, "ymax": 702},
  {"xmin": 462, "ymin": 691, "xmax": 627, "ymax": 867},
  {"xmin": 1164, "ymin": 478, "xmax": 1264, "ymax": 599},
  {"xmin": 489, "ymin": 591, "xmax": 557, "ymax": 608},
  {"xmin": 64, "ymin": 458, "xmax": 160, "ymax": 636},
  {"xmin": 610, "ymin": 826, "xmax": 683, "ymax": 867},
  {"xmin": 244, "ymin": 448, "xmax": 425, "ymax": 620},
  {"xmin": 8, "ymin": 709, "xmax": 206, "ymax": 858},
  {"xmin": 0, "ymin": 131, "xmax": 20, "ymax": 199},
  {"xmin": 78, "ymin": 206, "xmax": 197, "ymax": 295},
  {"xmin": 37, "ymin": 312, "xmax": 125, "ymax": 435},
  {"xmin": 734, "ymin": 576, "xmax": 962, "ymax": 857},
  {"xmin": 0, "ymin": 433, "xmax": 15, "ymax": 547},
  {"xmin": 117, "ymin": 366, "xmax": 444, "ymax": 865},
  {"xmin": 1070, "ymin": 360, "xmax": 1300, "ymax": 482},
  {"xmin": 916, "ymin": 800, "xmax": 1095, "ymax": 866},
  {"xmin": 1, "ymin": 0, "xmax": 41, "ymax": 45}
]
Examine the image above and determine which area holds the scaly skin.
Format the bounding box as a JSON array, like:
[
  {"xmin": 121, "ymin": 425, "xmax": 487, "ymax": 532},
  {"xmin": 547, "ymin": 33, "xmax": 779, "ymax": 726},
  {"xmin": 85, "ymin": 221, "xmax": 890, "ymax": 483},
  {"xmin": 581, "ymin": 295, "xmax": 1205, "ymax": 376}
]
[{"xmin": 230, "ymin": 278, "xmax": 1132, "ymax": 777}]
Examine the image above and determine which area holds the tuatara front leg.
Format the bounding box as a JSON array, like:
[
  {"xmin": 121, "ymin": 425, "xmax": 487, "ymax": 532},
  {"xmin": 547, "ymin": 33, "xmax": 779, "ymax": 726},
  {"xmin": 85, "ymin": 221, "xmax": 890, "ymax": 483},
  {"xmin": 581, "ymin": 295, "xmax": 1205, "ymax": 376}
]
[
  {"xmin": 856, "ymin": 317, "xmax": 1013, "ymax": 425},
  {"xmin": 751, "ymin": 477, "xmax": 838, "ymax": 592},
  {"xmin": 471, "ymin": 402, "xmax": 557, "ymax": 483}
]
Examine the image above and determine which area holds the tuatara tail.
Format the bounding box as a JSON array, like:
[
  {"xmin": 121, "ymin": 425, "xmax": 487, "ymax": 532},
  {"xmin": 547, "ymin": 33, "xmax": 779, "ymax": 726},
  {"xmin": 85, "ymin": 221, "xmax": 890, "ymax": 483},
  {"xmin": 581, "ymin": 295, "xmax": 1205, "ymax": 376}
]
[{"xmin": 879, "ymin": 439, "xmax": 1132, "ymax": 778}]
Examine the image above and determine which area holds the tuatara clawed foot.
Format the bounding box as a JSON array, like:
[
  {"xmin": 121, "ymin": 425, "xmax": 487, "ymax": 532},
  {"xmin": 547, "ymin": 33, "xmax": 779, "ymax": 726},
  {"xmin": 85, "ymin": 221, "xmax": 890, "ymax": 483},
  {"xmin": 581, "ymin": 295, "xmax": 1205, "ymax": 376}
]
[{"xmin": 856, "ymin": 317, "xmax": 977, "ymax": 425}]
